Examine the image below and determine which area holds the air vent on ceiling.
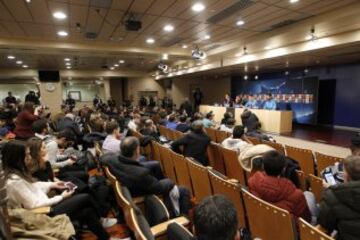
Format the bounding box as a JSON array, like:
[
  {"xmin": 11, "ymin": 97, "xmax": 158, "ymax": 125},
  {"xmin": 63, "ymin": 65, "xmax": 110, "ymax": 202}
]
[
  {"xmin": 161, "ymin": 37, "xmax": 184, "ymax": 47},
  {"xmin": 90, "ymin": 0, "xmax": 112, "ymax": 8},
  {"xmin": 207, "ymin": 0, "xmax": 255, "ymax": 24},
  {"xmin": 264, "ymin": 15, "xmax": 313, "ymax": 32},
  {"xmin": 85, "ymin": 32, "xmax": 98, "ymax": 39}
]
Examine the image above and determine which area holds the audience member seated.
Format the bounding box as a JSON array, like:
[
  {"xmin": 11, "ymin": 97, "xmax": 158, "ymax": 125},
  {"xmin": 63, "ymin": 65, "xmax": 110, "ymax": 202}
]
[
  {"xmin": 166, "ymin": 114, "xmax": 178, "ymax": 130},
  {"xmin": 219, "ymin": 118, "xmax": 235, "ymax": 133},
  {"xmin": 171, "ymin": 120, "xmax": 211, "ymax": 166},
  {"xmin": 57, "ymin": 113, "xmax": 83, "ymax": 144},
  {"xmin": 319, "ymin": 155, "xmax": 360, "ymax": 240},
  {"xmin": 222, "ymin": 125, "xmax": 252, "ymax": 153},
  {"xmin": 102, "ymin": 121, "xmax": 122, "ymax": 155},
  {"xmin": 176, "ymin": 115, "xmax": 191, "ymax": 133},
  {"xmin": 220, "ymin": 112, "xmax": 233, "ymax": 125},
  {"xmin": 193, "ymin": 195, "xmax": 240, "ymax": 240},
  {"xmin": 127, "ymin": 113, "xmax": 141, "ymax": 131},
  {"xmin": 140, "ymin": 119, "xmax": 160, "ymax": 142},
  {"xmin": 248, "ymin": 151, "xmax": 312, "ymax": 222},
  {"xmin": 322, "ymin": 134, "xmax": 360, "ymax": 185},
  {"xmin": 241, "ymin": 109, "xmax": 272, "ymax": 141},
  {"xmin": 202, "ymin": 111, "xmax": 216, "ymax": 128},
  {"xmin": 2, "ymin": 140, "xmax": 120, "ymax": 240},
  {"xmin": 106, "ymin": 137, "xmax": 191, "ymax": 216},
  {"xmin": 263, "ymin": 93, "xmax": 277, "ymax": 110},
  {"xmin": 14, "ymin": 102, "xmax": 40, "ymax": 140}
]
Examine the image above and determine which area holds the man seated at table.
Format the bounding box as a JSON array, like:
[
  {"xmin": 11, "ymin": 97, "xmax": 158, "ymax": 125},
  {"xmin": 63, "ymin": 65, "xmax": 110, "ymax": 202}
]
[
  {"xmin": 263, "ymin": 93, "xmax": 277, "ymax": 110},
  {"xmin": 244, "ymin": 94, "xmax": 258, "ymax": 109}
]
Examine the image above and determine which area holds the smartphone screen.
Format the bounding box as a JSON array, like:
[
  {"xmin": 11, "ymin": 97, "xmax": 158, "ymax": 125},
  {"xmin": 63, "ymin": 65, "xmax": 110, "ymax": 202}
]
[
  {"xmin": 324, "ymin": 173, "xmax": 337, "ymax": 186},
  {"xmin": 65, "ymin": 182, "xmax": 78, "ymax": 191}
]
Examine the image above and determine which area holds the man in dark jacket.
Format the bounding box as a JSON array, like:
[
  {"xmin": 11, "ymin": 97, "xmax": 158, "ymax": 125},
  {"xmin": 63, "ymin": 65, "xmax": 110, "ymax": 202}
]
[
  {"xmin": 56, "ymin": 113, "xmax": 83, "ymax": 145},
  {"xmin": 319, "ymin": 155, "xmax": 360, "ymax": 240},
  {"xmin": 106, "ymin": 137, "xmax": 191, "ymax": 216},
  {"xmin": 175, "ymin": 115, "xmax": 190, "ymax": 133},
  {"xmin": 171, "ymin": 120, "xmax": 211, "ymax": 166}
]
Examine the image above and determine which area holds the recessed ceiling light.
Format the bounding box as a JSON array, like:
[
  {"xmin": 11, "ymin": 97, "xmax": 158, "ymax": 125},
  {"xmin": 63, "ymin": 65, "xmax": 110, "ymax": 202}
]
[
  {"xmin": 22, "ymin": 65, "xmax": 28, "ymax": 68},
  {"xmin": 53, "ymin": 11, "xmax": 67, "ymax": 20},
  {"xmin": 290, "ymin": 0, "xmax": 299, "ymax": 3},
  {"xmin": 119, "ymin": 60, "xmax": 125, "ymax": 64},
  {"xmin": 146, "ymin": 38, "xmax": 155, "ymax": 44},
  {"xmin": 110, "ymin": 67, "xmax": 114, "ymax": 70},
  {"xmin": 305, "ymin": 35, "xmax": 312, "ymax": 40},
  {"xmin": 204, "ymin": 35, "xmax": 210, "ymax": 40},
  {"xmin": 64, "ymin": 58, "xmax": 70, "ymax": 61},
  {"xmin": 163, "ymin": 24, "xmax": 174, "ymax": 32},
  {"xmin": 192, "ymin": 2, "xmax": 205, "ymax": 12},
  {"xmin": 244, "ymin": 75, "xmax": 248, "ymax": 80},
  {"xmin": 264, "ymin": 46, "xmax": 272, "ymax": 50},
  {"xmin": 114, "ymin": 64, "xmax": 119, "ymax": 67},
  {"xmin": 25, "ymin": 0, "xmax": 31, "ymax": 3},
  {"xmin": 236, "ymin": 20, "xmax": 245, "ymax": 26},
  {"xmin": 254, "ymin": 75, "xmax": 258, "ymax": 80},
  {"xmin": 65, "ymin": 62, "xmax": 71, "ymax": 66},
  {"xmin": 182, "ymin": 44, "xmax": 188, "ymax": 49},
  {"xmin": 7, "ymin": 55, "xmax": 15, "ymax": 59},
  {"xmin": 57, "ymin": 31, "xmax": 68, "ymax": 37},
  {"xmin": 66, "ymin": 66, "xmax": 71, "ymax": 69},
  {"xmin": 16, "ymin": 60, "xmax": 23, "ymax": 64}
]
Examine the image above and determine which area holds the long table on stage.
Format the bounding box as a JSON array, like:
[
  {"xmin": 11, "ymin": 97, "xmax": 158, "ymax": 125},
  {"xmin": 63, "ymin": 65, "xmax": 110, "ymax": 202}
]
[{"xmin": 199, "ymin": 105, "xmax": 293, "ymax": 134}]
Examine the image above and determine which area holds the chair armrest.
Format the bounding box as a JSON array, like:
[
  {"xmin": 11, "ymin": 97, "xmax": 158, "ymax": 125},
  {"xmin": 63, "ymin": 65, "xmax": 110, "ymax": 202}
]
[
  {"xmin": 30, "ymin": 207, "xmax": 51, "ymax": 214},
  {"xmin": 133, "ymin": 196, "xmax": 145, "ymax": 205},
  {"xmin": 315, "ymin": 224, "xmax": 328, "ymax": 233},
  {"xmin": 151, "ymin": 216, "xmax": 190, "ymax": 237}
]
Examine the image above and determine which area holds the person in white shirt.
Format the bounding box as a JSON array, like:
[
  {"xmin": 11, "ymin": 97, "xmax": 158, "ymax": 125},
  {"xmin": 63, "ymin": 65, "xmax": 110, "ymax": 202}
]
[
  {"xmin": 222, "ymin": 125, "xmax": 252, "ymax": 153},
  {"xmin": 2, "ymin": 140, "xmax": 122, "ymax": 240},
  {"xmin": 32, "ymin": 119, "xmax": 75, "ymax": 168},
  {"xmin": 102, "ymin": 121, "xmax": 122, "ymax": 155},
  {"xmin": 127, "ymin": 113, "xmax": 141, "ymax": 131},
  {"xmin": 219, "ymin": 118, "xmax": 236, "ymax": 133}
]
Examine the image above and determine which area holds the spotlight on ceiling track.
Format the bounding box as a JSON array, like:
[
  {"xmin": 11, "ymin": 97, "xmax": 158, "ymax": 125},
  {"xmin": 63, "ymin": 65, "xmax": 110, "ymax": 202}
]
[
  {"xmin": 191, "ymin": 45, "xmax": 207, "ymax": 60},
  {"xmin": 243, "ymin": 46, "xmax": 248, "ymax": 56},
  {"xmin": 158, "ymin": 62, "xmax": 168, "ymax": 73}
]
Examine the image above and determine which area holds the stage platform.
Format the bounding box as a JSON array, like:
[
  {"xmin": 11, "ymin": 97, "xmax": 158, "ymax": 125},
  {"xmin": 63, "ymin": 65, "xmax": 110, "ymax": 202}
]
[{"xmin": 280, "ymin": 124, "xmax": 357, "ymax": 148}]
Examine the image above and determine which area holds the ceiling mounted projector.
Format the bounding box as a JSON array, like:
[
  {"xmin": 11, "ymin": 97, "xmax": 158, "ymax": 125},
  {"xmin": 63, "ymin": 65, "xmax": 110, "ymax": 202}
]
[
  {"xmin": 158, "ymin": 62, "xmax": 168, "ymax": 72},
  {"xmin": 192, "ymin": 46, "xmax": 207, "ymax": 60},
  {"xmin": 125, "ymin": 20, "xmax": 142, "ymax": 31}
]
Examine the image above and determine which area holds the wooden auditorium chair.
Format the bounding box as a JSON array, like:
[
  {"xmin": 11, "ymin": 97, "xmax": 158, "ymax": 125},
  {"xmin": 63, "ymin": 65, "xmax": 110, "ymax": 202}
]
[
  {"xmin": 171, "ymin": 152, "xmax": 194, "ymax": 196},
  {"xmin": 315, "ymin": 152, "xmax": 343, "ymax": 176},
  {"xmin": 298, "ymin": 218, "xmax": 334, "ymax": 240},
  {"xmin": 262, "ymin": 140, "xmax": 285, "ymax": 155},
  {"xmin": 207, "ymin": 142, "xmax": 226, "ymax": 174},
  {"xmin": 308, "ymin": 174, "xmax": 325, "ymax": 203},
  {"xmin": 204, "ymin": 127, "xmax": 217, "ymax": 142},
  {"xmin": 165, "ymin": 128, "xmax": 176, "ymax": 141},
  {"xmin": 242, "ymin": 189, "xmax": 296, "ymax": 240},
  {"xmin": 104, "ymin": 166, "xmax": 117, "ymax": 187},
  {"xmin": 158, "ymin": 145, "xmax": 177, "ymax": 183},
  {"xmin": 246, "ymin": 136, "xmax": 262, "ymax": 145},
  {"xmin": 215, "ymin": 130, "xmax": 229, "ymax": 143},
  {"xmin": 296, "ymin": 170, "xmax": 307, "ymax": 191},
  {"xmin": 173, "ymin": 130, "xmax": 184, "ymax": 141},
  {"xmin": 158, "ymin": 125, "xmax": 167, "ymax": 138},
  {"xmin": 187, "ymin": 158, "xmax": 213, "ymax": 202},
  {"xmin": 208, "ymin": 169, "xmax": 247, "ymax": 229},
  {"xmin": 285, "ymin": 145, "xmax": 316, "ymax": 175},
  {"xmin": 220, "ymin": 146, "xmax": 247, "ymax": 186}
]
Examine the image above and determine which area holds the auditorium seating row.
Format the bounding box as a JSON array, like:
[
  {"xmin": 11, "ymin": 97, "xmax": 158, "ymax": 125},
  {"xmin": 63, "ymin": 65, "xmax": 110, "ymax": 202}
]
[{"xmin": 129, "ymin": 129, "xmax": 335, "ymax": 240}]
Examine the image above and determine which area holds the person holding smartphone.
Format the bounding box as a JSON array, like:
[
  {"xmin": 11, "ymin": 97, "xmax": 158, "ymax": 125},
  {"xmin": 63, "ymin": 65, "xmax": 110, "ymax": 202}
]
[{"xmin": 3, "ymin": 141, "xmax": 122, "ymax": 240}]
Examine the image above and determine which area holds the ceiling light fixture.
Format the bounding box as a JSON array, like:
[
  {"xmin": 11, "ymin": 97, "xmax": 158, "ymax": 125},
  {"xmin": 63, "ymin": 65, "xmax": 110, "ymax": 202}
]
[
  {"xmin": 114, "ymin": 64, "xmax": 119, "ymax": 67},
  {"xmin": 25, "ymin": 0, "xmax": 31, "ymax": 3},
  {"xmin": 285, "ymin": 71, "xmax": 290, "ymax": 75},
  {"xmin": 146, "ymin": 38, "xmax": 155, "ymax": 44},
  {"xmin": 163, "ymin": 24, "xmax": 174, "ymax": 32},
  {"xmin": 65, "ymin": 62, "xmax": 71, "ymax": 66},
  {"xmin": 110, "ymin": 67, "xmax": 114, "ymax": 70},
  {"xmin": 254, "ymin": 75, "xmax": 258, "ymax": 80},
  {"xmin": 182, "ymin": 44, "xmax": 188, "ymax": 49},
  {"xmin": 264, "ymin": 45, "xmax": 272, "ymax": 50},
  {"xmin": 57, "ymin": 30, "xmax": 68, "ymax": 37},
  {"xmin": 243, "ymin": 46, "xmax": 248, "ymax": 55},
  {"xmin": 244, "ymin": 75, "xmax": 248, "ymax": 80},
  {"xmin": 162, "ymin": 53, "xmax": 169, "ymax": 60},
  {"xmin": 204, "ymin": 35, "xmax": 210, "ymax": 40},
  {"xmin": 119, "ymin": 60, "xmax": 125, "ymax": 64},
  {"xmin": 16, "ymin": 60, "xmax": 23, "ymax": 65},
  {"xmin": 64, "ymin": 58, "xmax": 70, "ymax": 61},
  {"xmin": 192, "ymin": 45, "xmax": 207, "ymax": 60},
  {"xmin": 290, "ymin": 0, "xmax": 299, "ymax": 3},
  {"xmin": 236, "ymin": 20, "xmax": 245, "ymax": 26},
  {"xmin": 22, "ymin": 65, "xmax": 28, "ymax": 68},
  {"xmin": 66, "ymin": 66, "xmax": 71, "ymax": 69},
  {"xmin": 192, "ymin": 2, "xmax": 205, "ymax": 12},
  {"xmin": 53, "ymin": 11, "xmax": 67, "ymax": 20},
  {"xmin": 7, "ymin": 55, "xmax": 15, "ymax": 60}
]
